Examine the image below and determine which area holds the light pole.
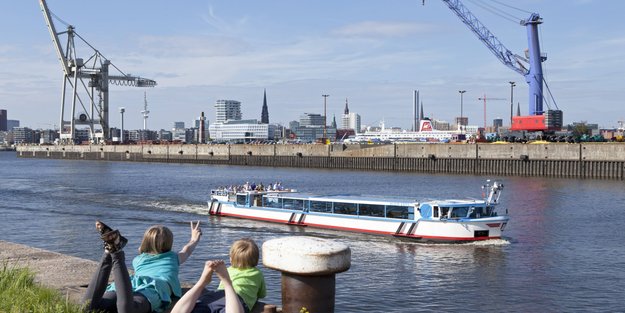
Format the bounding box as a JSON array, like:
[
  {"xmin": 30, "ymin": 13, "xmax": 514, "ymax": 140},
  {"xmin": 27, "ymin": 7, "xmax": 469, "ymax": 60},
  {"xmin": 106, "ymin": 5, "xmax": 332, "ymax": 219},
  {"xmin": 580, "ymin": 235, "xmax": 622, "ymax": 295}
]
[
  {"xmin": 322, "ymin": 94, "xmax": 329, "ymax": 140},
  {"xmin": 458, "ymin": 90, "xmax": 466, "ymax": 128},
  {"xmin": 119, "ymin": 107, "xmax": 125, "ymax": 143},
  {"xmin": 509, "ymin": 81, "xmax": 515, "ymax": 126}
]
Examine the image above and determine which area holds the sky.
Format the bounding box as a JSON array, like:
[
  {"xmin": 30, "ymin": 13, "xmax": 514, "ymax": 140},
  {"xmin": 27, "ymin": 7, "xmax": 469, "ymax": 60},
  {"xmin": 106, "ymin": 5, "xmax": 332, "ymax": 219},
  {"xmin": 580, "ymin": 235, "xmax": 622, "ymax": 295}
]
[{"xmin": 1, "ymin": 0, "xmax": 625, "ymax": 131}]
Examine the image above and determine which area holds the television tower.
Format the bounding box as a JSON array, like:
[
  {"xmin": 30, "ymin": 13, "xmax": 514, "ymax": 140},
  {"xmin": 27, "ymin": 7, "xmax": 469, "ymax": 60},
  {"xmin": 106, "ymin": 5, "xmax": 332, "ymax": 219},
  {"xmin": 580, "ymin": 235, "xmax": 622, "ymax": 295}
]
[{"xmin": 141, "ymin": 91, "xmax": 150, "ymax": 130}]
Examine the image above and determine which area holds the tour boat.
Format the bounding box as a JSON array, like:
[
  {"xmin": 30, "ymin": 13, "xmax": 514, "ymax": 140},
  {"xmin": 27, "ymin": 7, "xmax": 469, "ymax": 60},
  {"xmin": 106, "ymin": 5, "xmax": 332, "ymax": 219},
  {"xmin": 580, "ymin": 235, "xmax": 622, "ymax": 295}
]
[{"xmin": 207, "ymin": 181, "xmax": 508, "ymax": 242}]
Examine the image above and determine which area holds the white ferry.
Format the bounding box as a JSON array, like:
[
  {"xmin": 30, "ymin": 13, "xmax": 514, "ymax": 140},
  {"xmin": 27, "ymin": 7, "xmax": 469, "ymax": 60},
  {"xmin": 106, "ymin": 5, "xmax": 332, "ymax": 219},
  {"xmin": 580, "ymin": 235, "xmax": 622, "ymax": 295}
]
[
  {"xmin": 208, "ymin": 181, "xmax": 508, "ymax": 242},
  {"xmin": 344, "ymin": 119, "xmax": 466, "ymax": 144}
]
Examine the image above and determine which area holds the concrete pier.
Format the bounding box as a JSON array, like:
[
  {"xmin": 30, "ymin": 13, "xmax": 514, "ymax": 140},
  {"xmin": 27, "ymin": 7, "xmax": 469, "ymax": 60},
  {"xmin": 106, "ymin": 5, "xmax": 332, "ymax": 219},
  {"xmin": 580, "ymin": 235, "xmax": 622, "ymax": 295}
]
[
  {"xmin": 16, "ymin": 142, "xmax": 625, "ymax": 179},
  {"xmin": 0, "ymin": 240, "xmax": 97, "ymax": 304}
]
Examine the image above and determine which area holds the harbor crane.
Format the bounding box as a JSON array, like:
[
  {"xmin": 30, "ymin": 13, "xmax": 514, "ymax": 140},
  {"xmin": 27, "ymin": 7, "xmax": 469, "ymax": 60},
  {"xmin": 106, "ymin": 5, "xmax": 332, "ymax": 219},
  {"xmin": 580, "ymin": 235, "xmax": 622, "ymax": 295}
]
[
  {"xmin": 426, "ymin": 0, "xmax": 562, "ymax": 132},
  {"xmin": 39, "ymin": 0, "xmax": 156, "ymax": 144}
]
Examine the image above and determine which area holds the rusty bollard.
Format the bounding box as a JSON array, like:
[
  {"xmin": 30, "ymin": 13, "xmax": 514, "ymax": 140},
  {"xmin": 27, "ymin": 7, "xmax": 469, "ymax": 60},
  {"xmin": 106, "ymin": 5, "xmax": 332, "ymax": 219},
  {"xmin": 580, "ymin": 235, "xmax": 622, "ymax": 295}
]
[{"xmin": 262, "ymin": 236, "xmax": 351, "ymax": 313}]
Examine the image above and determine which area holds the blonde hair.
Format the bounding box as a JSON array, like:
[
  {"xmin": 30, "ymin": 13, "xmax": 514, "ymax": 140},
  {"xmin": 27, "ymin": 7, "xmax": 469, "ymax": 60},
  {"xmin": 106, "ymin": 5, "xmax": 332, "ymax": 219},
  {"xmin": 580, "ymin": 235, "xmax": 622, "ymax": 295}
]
[
  {"xmin": 138, "ymin": 225, "xmax": 173, "ymax": 254},
  {"xmin": 229, "ymin": 238, "xmax": 259, "ymax": 268}
]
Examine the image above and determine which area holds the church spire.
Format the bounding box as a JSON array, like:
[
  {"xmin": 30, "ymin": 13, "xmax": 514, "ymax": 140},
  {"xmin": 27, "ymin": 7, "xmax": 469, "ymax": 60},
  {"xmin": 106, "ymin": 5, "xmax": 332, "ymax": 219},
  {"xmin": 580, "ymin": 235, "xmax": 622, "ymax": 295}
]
[
  {"xmin": 261, "ymin": 89, "xmax": 269, "ymax": 124},
  {"xmin": 344, "ymin": 98, "xmax": 349, "ymax": 115}
]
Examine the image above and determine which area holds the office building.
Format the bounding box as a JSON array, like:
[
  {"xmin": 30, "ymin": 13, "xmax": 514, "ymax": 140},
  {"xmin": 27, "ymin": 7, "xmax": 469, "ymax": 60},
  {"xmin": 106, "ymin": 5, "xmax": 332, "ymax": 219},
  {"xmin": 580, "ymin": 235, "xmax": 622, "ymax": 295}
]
[
  {"xmin": 12, "ymin": 127, "xmax": 35, "ymax": 144},
  {"xmin": 493, "ymin": 118, "xmax": 503, "ymax": 132},
  {"xmin": 342, "ymin": 113, "xmax": 361, "ymax": 133},
  {"xmin": 209, "ymin": 119, "xmax": 277, "ymax": 142},
  {"xmin": 215, "ymin": 100, "xmax": 242, "ymax": 123},
  {"xmin": 299, "ymin": 113, "xmax": 325, "ymax": 126}
]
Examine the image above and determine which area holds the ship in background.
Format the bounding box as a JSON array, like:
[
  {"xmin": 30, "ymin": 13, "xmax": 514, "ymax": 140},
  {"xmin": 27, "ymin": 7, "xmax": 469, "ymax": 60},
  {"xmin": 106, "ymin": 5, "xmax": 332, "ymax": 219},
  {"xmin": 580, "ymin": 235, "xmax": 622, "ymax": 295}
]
[{"xmin": 344, "ymin": 119, "xmax": 471, "ymax": 143}]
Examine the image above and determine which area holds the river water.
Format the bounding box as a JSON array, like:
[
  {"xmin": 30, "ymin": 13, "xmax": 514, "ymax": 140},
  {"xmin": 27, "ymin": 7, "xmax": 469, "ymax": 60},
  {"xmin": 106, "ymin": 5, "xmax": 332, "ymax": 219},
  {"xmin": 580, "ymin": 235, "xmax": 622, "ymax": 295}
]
[{"xmin": 1, "ymin": 152, "xmax": 624, "ymax": 312}]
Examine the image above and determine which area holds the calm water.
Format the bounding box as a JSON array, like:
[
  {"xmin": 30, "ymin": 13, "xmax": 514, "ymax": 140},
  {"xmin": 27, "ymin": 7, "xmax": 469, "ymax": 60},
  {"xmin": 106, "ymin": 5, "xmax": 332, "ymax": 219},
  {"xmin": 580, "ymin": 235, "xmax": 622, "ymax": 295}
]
[{"xmin": 1, "ymin": 152, "xmax": 624, "ymax": 312}]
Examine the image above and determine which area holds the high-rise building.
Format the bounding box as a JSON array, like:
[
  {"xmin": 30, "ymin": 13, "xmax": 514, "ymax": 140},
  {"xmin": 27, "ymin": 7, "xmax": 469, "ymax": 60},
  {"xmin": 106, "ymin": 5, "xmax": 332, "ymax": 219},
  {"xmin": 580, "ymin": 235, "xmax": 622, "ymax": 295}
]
[
  {"xmin": 0, "ymin": 110, "xmax": 7, "ymax": 131},
  {"xmin": 299, "ymin": 113, "xmax": 324, "ymax": 127},
  {"xmin": 493, "ymin": 118, "xmax": 503, "ymax": 132},
  {"xmin": 172, "ymin": 122, "xmax": 186, "ymax": 142},
  {"xmin": 261, "ymin": 90, "xmax": 269, "ymax": 124},
  {"xmin": 341, "ymin": 99, "xmax": 360, "ymax": 133},
  {"xmin": 215, "ymin": 100, "xmax": 242, "ymax": 123}
]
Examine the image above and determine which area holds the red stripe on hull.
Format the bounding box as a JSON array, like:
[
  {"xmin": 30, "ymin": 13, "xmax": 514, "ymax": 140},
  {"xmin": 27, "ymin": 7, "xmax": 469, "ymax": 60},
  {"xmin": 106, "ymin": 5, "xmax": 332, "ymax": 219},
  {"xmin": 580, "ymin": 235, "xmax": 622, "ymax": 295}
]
[{"xmin": 211, "ymin": 211, "xmax": 501, "ymax": 242}]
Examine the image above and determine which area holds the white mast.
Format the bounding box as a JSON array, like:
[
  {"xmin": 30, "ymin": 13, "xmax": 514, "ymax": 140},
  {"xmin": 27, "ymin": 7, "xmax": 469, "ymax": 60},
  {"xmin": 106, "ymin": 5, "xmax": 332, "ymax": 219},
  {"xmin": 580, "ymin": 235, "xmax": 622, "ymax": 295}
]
[{"xmin": 141, "ymin": 91, "xmax": 150, "ymax": 130}]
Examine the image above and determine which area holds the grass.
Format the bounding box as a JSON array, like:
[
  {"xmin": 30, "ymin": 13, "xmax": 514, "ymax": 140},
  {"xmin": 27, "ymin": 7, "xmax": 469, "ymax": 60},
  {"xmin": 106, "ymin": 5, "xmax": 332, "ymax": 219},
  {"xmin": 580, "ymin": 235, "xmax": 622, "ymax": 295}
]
[{"xmin": 0, "ymin": 263, "xmax": 85, "ymax": 313}]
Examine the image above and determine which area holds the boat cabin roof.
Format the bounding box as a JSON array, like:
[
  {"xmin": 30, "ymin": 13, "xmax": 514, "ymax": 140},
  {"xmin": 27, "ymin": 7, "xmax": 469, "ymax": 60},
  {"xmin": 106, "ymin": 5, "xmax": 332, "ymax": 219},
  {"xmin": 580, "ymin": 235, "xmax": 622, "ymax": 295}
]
[{"xmin": 240, "ymin": 191, "xmax": 487, "ymax": 207}]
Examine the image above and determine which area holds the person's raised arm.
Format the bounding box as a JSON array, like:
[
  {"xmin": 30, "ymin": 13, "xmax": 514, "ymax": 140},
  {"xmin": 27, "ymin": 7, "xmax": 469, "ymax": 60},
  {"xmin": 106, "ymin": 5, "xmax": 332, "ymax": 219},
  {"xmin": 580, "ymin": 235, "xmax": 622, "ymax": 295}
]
[
  {"xmin": 178, "ymin": 221, "xmax": 202, "ymax": 265},
  {"xmin": 170, "ymin": 260, "xmax": 215, "ymax": 313},
  {"xmin": 213, "ymin": 261, "xmax": 245, "ymax": 313}
]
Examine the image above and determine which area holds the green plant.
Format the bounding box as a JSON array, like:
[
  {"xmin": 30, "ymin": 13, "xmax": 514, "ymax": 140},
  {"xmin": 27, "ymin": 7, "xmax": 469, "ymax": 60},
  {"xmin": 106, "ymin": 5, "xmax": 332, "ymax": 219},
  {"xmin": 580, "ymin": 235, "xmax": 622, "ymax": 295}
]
[{"xmin": 0, "ymin": 263, "xmax": 85, "ymax": 313}]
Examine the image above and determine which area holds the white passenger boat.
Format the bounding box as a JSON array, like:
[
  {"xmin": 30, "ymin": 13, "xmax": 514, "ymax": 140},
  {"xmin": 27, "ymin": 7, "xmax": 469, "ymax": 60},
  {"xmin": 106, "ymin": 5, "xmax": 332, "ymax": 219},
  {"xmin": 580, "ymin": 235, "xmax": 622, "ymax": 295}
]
[{"xmin": 208, "ymin": 181, "xmax": 508, "ymax": 242}]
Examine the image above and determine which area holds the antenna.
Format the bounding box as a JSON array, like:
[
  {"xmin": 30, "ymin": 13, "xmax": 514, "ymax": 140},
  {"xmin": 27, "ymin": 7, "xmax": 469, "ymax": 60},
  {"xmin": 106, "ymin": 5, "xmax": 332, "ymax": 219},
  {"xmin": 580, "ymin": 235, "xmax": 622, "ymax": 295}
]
[{"xmin": 141, "ymin": 91, "xmax": 150, "ymax": 130}]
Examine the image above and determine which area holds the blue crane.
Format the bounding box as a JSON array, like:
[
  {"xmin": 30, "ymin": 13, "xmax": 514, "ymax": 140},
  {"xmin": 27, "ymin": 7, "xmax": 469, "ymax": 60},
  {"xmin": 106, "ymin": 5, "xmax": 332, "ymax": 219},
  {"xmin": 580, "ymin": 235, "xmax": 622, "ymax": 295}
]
[{"xmin": 428, "ymin": 0, "xmax": 561, "ymax": 131}]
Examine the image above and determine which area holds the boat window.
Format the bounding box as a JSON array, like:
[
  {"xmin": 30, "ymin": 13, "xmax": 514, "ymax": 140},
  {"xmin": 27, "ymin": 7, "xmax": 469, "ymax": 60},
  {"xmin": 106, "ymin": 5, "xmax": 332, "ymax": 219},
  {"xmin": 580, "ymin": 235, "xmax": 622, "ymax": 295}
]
[
  {"xmin": 450, "ymin": 206, "xmax": 469, "ymax": 219},
  {"xmin": 252, "ymin": 195, "xmax": 263, "ymax": 207},
  {"xmin": 359, "ymin": 203, "xmax": 385, "ymax": 217},
  {"xmin": 386, "ymin": 205, "xmax": 410, "ymax": 219},
  {"xmin": 334, "ymin": 202, "xmax": 357, "ymax": 215},
  {"xmin": 433, "ymin": 206, "xmax": 439, "ymax": 218},
  {"xmin": 263, "ymin": 196, "xmax": 282, "ymax": 208},
  {"xmin": 310, "ymin": 200, "xmax": 332, "ymax": 213},
  {"xmin": 283, "ymin": 198, "xmax": 304, "ymax": 210},
  {"xmin": 440, "ymin": 207, "xmax": 450, "ymax": 218},
  {"xmin": 236, "ymin": 194, "xmax": 247, "ymax": 206}
]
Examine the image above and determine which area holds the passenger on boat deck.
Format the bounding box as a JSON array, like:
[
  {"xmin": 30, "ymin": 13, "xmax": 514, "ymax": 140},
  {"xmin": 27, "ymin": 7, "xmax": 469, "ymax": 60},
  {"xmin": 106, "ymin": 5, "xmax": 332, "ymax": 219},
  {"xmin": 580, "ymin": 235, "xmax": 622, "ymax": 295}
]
[
  {"xmin": 250, "ymin": 182, "xmax": 256, "ymax": 190},
  {"xmin": 243, "ymin": 182, "xmax": 250, "ymax": 191}
]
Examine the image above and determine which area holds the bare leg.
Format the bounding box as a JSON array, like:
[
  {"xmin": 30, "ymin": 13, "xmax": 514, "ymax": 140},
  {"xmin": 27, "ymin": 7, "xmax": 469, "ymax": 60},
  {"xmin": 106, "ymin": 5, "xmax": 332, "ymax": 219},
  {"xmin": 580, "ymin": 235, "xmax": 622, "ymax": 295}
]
[{"xmin": 170, "ymin": 261, "xmax": 214, "ymax": 313}]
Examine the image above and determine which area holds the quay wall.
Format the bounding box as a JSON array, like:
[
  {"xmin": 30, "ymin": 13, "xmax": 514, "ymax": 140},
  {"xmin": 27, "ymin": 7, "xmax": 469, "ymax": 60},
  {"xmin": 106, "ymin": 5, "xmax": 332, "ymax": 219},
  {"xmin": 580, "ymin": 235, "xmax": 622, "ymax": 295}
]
[{"xmin": 16, "ymin": 143, "xmax": 625, "ymax": 180}]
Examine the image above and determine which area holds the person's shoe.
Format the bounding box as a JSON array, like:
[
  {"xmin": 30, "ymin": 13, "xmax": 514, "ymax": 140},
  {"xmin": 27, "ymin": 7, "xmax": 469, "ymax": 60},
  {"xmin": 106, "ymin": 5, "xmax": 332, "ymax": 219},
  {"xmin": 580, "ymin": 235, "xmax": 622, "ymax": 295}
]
[
  {"xmin": 101, "ymin": 229, "xmax": 127, "ymax": 253},
  {"xmin": 95, "ymin": 220, "xmax": 114, "ymax": 235}
]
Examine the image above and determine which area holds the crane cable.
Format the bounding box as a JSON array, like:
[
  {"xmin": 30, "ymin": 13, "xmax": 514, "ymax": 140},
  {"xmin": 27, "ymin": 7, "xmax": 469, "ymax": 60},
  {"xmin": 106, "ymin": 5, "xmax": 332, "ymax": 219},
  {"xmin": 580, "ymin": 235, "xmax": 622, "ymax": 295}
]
[
  {"xmin": 466, "ymin": 0, "xmax": 521, "ymax": 24},
  {"xmin": 51, "ymin": 8, "xmax": 131, "ymax": 79}
]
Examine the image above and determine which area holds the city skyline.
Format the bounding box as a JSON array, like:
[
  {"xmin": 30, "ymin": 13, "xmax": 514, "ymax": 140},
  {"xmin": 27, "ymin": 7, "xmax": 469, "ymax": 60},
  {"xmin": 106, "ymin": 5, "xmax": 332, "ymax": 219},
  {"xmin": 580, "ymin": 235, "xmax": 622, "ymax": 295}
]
[{"xmin": 1, "ymin": 1, "xmax": 624, "ymax": 131}]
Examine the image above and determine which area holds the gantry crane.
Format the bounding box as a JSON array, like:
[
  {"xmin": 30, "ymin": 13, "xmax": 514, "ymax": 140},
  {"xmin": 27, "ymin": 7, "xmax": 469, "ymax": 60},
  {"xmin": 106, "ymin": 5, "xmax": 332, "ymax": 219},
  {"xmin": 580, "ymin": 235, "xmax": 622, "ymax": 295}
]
[
  {"xmin": 427, "ymin": 0, "xmax": 562, "ymax": 132},
  {"xmin": 39, "ymin": 0, "xmax": 156, "ymax": 144}
]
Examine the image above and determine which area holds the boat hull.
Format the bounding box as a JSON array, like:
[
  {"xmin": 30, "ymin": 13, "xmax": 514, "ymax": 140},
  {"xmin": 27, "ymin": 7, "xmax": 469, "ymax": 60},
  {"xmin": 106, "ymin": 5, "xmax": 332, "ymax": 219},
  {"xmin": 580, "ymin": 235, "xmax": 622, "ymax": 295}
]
[{"xmin": 207, "ymin": 200, "xmax": 508, "ymax": 242}]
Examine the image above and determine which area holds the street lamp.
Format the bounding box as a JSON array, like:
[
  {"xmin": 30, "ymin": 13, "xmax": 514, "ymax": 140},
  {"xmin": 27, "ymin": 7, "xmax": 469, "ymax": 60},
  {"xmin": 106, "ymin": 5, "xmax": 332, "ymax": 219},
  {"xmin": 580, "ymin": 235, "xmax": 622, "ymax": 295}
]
[
  {"xmin": 119, "ymin": 107, "xmax": 125, "ymax": 144},
  {"xmin": 322, "ymin": 94, "xmax": 329, "ymax": 140},
  {"xmin": 509, "ymin": 81, "xmax": 516, "ymax": 126},
  {"xmin": 458, "ymin": 90, "xmax": 466, "ymax": 128}
]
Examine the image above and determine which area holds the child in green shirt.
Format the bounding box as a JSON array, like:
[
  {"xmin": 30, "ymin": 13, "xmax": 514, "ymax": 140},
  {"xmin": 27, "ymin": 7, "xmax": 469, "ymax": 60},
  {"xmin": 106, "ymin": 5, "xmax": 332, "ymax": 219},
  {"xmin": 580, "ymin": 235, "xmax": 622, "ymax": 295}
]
[{"xmin": 171, "ymin": 238, "xmax": 266, "ymax": 313}]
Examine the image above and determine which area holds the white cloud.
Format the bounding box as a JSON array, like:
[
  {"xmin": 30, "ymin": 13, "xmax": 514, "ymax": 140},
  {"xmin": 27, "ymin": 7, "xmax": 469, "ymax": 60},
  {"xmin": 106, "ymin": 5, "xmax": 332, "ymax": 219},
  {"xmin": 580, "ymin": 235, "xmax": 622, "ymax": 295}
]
[{"xmin": 333, "ymin": 21, "xmax": 434, "ymax": 38}]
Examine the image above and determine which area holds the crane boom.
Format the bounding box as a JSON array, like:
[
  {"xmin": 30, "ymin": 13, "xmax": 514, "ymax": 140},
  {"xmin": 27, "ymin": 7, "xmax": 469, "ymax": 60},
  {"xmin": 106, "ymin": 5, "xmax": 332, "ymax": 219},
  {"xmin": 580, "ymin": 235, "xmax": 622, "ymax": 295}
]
[
  {"xmin": 39, "ymin": 0, "xmax": 71, "ymax": 76},
  {"xmin": 441, "ymin": 0, "xmax": 526, "ymax": 76},
  {"xmin": 439, "ymin": 0, "xmax": 546, "ymax": 117}
]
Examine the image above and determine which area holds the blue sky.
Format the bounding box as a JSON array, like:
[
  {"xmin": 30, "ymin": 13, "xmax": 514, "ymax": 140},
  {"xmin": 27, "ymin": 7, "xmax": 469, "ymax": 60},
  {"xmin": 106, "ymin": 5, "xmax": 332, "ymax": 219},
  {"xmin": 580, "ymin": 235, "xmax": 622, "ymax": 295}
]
[{"xmin": 1, "ymin": 0, "xmax": 624, "ymax": 131}]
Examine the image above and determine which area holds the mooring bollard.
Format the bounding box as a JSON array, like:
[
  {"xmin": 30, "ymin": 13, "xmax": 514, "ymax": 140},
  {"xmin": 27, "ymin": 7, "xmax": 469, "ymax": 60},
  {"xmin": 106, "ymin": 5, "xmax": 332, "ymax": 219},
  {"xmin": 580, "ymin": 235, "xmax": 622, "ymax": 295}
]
[{"xmin": 262, "ymin": 236, "xmax": 351, "ymax": 313}]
